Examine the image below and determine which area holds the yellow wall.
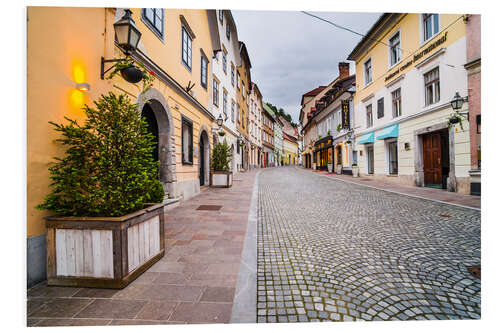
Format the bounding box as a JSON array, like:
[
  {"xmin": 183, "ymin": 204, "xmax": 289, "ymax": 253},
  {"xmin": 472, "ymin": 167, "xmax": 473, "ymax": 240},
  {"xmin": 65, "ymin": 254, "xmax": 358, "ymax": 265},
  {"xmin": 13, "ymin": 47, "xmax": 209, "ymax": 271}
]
[
  {"xmin": 353, "ymin": 14, "xmax": 466, "ymax": 105},
  {"xmin": 283, "ymin": 138, "xmax": 298, "ymax": 165},
  {"xmin": 237, "ymin": 57, "xmax": 250, "ymax": 138},
  {"xmin": 27, "ymin": 7, "xmax": 216, "ymax": 238}
]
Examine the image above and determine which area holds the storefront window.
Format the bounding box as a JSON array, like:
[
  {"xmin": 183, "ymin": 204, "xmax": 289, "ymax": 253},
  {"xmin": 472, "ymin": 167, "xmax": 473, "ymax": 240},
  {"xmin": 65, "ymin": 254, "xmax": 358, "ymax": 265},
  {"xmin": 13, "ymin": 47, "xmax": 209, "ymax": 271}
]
[{"xmin": 388, "ymin": 140, "xmax": 398, "ymax": 174}]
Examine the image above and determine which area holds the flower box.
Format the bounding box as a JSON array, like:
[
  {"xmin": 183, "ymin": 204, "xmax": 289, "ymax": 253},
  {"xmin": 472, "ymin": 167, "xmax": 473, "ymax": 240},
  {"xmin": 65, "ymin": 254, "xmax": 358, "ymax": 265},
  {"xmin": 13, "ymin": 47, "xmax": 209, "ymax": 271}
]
[
  {"xmin": 44, "ymin": 202, "xmax": 166, "ymax": 289},
  {"xmin": 210, "ymin": 171, "xmax": 233, "ymax": 188}
]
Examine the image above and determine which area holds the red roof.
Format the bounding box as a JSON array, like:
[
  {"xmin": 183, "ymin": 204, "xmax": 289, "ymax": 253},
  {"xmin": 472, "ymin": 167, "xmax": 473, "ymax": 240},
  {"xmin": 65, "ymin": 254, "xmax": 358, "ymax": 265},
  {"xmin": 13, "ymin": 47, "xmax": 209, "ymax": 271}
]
[{"xmin": 302, "ymin": 86, "xmax": 327, "ymax": 97}]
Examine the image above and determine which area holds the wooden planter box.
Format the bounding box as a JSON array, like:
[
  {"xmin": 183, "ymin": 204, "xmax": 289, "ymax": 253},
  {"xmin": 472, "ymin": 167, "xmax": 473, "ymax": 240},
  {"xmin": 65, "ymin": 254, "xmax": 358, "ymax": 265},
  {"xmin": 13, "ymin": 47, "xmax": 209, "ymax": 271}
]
[
  {"xmin": 210, "ymin": 171, "xmax": 233, "ymax": 188},
  {"xmin": 45, "ymin": 202, "xmax": 166, "ymax": 289}
]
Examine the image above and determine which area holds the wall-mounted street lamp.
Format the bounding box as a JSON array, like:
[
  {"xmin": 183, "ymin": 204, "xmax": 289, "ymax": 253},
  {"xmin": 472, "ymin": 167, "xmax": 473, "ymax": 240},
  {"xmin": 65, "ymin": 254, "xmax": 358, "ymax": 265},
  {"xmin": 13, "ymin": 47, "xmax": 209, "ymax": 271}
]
[
  {"xmin": 450, "ymin": 92, "xmax": 469, "ymax": 115},
  {"xmin": 75, "ymin": 82, "xmax": 90, "ymax": 92},
  {"xmin": 216, "ymin": 114, "xmax": 224, "ymax": 128},
  {"xmin": 100, "ymin": 9, "xmax": 143, "ymax": 81}
]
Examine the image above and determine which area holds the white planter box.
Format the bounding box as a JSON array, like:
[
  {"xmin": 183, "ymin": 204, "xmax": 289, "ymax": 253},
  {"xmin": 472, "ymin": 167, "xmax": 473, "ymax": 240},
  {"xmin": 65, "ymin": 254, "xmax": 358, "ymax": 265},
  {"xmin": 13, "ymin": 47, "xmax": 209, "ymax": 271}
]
[{"xmin": 210, "ymin": 171, "xmax": 233, "ymax": 188}]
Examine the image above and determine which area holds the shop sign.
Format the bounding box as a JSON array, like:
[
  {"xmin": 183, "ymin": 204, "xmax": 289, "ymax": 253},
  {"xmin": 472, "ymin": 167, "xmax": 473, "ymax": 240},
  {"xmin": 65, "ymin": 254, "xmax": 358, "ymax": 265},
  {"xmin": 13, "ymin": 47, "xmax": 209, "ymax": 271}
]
[
  {"xmin": 385, "ymin": 31, "xmax": 448, "ymax": 82},
  {"xmin": 341, "ymin": 100, "xmax": 350, "ymax": 129}
]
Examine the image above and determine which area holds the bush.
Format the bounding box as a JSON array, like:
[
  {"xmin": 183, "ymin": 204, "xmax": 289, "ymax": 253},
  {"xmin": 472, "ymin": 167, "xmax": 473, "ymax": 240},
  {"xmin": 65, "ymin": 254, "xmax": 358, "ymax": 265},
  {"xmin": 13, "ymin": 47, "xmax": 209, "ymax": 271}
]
[
  {"xmin": 36, "ymin": 92, "xmax": 164, "ymax": 217},
  {"xmin": 211, "ymin": 142, "xmax": 232, "ymax": 172}
]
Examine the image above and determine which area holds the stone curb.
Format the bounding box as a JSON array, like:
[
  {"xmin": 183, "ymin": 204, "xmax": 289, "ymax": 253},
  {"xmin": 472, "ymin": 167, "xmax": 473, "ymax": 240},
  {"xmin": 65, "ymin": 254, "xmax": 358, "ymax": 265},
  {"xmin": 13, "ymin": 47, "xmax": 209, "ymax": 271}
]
[{"xmin": 230, "ymin": 170, "xmax": 260, "ymax": 323}]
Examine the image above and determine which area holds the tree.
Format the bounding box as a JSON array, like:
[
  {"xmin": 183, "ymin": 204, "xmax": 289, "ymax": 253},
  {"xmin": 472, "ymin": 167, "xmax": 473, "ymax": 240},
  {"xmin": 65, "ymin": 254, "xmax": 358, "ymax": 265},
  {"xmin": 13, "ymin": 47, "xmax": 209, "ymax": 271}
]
[{"xmin": 37, "ymin": 92, "xmax": 164, "ymax": 217}]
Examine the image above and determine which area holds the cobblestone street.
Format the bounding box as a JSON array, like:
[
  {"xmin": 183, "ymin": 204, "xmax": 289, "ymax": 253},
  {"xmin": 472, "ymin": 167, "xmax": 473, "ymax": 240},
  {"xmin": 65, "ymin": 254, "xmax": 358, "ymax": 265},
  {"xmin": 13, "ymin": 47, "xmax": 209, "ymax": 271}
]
[{"xmin": 257, "ymin": 167, "xmax": 481, "ymax": 323}]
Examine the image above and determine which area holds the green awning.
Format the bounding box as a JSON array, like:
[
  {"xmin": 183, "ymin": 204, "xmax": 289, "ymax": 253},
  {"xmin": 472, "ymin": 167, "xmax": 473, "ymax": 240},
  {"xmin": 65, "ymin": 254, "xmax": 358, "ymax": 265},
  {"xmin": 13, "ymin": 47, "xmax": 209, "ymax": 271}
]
[
  {"xmin": 357, "ymin": 132, "xmax": 374, "ymax": 144},
  {"xmin": 376, "ymin": 124, "xmax": 399, "ymax": 140}
]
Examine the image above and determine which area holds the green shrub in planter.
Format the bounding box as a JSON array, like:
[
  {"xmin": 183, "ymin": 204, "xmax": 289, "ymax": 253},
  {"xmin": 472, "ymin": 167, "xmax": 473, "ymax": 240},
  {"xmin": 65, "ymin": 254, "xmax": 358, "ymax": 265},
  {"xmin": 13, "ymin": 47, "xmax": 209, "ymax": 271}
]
[
  {"xmin": 211, "ymin": 142, "xmax": 232, "ymax": 172},
  {"xmin": 37, "ymin": 92, "xmax": 164, "ymax": 217}
]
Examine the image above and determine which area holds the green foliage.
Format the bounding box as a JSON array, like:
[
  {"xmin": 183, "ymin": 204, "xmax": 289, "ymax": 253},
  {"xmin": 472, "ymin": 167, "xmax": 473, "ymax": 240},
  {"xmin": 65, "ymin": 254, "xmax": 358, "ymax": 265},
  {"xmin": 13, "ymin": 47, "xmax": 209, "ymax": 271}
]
[
  {"xmin": 337, "ymin": 124, "xmax": 342, "ymax": 133},
  {"xmin": 211, "ymin": 142, "xmax": 232, "ymax": 172},
  {"xmin": 36, "ymin": 92, "xmax": 164, "ymax": 217}
]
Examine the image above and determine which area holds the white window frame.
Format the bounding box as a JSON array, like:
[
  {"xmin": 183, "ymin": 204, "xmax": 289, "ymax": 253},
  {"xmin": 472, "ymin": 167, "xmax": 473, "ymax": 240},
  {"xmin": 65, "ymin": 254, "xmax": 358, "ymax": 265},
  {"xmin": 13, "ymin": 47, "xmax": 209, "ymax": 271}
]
[
  {"xmin": 181, "ymin": 26, "xmax": 193, "ymax": 71},
  {"xmin": 388, "ymin": 29, "xmax": 402, "ymax": 69},
  {"xmin": 364, "ymin": 57, "xmax": 372, "ymax": 86},
  {"xmin": 366, "ymin": 104, "xmax": 373, "ymax": 128},
  {"xmin": 391, "ymin": 88, "xmax": 402, "ymax": 118},
  {"xmin": 420, "ymin": 13, "xmax": 440, "ymax": 45},
  {"xmin": 423, "ymin": 66, "xmax": 440, "ymax": 107}
]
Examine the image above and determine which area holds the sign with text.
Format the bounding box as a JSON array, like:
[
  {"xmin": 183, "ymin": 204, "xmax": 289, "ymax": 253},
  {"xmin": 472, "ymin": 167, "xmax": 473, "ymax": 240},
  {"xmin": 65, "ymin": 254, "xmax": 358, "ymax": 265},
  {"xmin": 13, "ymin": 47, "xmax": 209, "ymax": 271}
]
[{"xmin": 341, "ymin": 100, "xmax": 350, "ymax": 129}]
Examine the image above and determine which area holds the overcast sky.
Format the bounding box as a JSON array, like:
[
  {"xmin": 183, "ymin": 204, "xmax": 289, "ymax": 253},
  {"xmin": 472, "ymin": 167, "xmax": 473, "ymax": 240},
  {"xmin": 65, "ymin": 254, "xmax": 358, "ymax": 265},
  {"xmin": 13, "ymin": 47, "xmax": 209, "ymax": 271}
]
[{"xmin": 232, "ymin": 10, "xmax": 381, "ymax": 123}]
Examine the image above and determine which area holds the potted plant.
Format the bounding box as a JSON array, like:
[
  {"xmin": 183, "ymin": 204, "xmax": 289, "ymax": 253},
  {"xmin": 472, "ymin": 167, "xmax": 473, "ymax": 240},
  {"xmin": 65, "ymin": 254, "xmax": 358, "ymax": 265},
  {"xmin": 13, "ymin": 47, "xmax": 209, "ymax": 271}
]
[
  {"xmin": 36, "ymin": 92, "xmax": 167, "ymax": 289},
  {"xmin": 337, "ymin": 124, "xmax": 342, "ymax": 133},
  {"xmin": 352, "ymin": 163, "xmax": 359, "ymax": 177},
  {"xmin": 448, "ymin": 113, "xmax": 466, "ymax": 130},
  {"xmin": 210, "ymin": 142, "xmax": 233, "ymax": 188},
  {"xmin": 336, "ymin": 158, "xmax": 343, "ymax": 174},
  {"xmin": 327, "ymin": 130, "xmax": 331, "ymax": 137},
  {"xmin": 107, "ymin": 57, "xmax": 156, "ymax": 94}
]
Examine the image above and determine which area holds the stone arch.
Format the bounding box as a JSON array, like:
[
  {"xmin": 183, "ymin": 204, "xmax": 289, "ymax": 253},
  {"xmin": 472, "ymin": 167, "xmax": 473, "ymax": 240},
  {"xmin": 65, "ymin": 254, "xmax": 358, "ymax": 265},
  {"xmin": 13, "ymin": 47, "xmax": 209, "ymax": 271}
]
[
  {"xmin": 198, "ymin": 124, "xmax": 211, "ymax": 186},
  {"xmin": 137, "ymin": 88, "xmax": 177, "ymax": 197}
]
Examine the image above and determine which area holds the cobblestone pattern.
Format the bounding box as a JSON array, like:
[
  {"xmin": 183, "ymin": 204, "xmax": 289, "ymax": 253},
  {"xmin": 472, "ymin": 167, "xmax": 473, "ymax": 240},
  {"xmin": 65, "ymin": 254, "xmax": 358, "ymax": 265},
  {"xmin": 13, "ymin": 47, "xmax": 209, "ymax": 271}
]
[{"xmin": 256, "ymin": 168, "xmax": 481, "ymax": 323}]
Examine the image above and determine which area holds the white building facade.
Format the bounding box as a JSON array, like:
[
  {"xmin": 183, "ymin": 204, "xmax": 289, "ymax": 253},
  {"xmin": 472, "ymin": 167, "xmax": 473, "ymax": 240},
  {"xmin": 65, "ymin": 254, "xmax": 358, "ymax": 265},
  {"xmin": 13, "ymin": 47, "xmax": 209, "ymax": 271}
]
[
  {"xmin": 249, "ymin": 82, "xmax": 263, "ymax": 168},
  {"xmin": 348, "ymin": 13, "xmax": 471, "ymax": 193},
  {"xmin": 211, "ymin": 10, "xmax": 242, "ymax": 173}
]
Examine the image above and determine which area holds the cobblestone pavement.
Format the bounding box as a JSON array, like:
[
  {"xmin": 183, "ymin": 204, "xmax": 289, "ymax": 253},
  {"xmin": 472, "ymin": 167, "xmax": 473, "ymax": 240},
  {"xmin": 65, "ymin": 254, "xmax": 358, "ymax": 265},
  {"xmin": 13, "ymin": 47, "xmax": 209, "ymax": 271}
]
[{"xmin": 257, "ymin": 167, "xmax": 481, "ymax": 323}]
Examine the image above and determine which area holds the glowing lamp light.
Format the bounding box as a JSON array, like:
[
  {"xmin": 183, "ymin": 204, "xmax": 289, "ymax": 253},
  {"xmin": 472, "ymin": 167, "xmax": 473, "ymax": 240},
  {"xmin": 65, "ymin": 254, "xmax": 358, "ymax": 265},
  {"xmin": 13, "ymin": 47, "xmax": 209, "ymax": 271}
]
[{"xmin": 75, "ymin": 83, "xmax": 90, "ymax": 92}]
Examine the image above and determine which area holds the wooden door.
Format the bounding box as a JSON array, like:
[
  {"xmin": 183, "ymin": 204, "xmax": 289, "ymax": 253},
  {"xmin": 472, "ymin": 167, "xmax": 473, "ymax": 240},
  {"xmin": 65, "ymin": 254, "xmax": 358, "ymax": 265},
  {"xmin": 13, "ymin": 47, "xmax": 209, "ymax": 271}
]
[{"xmin": 423, "ymin": 133, "xmax": 442, "ymax": 186}]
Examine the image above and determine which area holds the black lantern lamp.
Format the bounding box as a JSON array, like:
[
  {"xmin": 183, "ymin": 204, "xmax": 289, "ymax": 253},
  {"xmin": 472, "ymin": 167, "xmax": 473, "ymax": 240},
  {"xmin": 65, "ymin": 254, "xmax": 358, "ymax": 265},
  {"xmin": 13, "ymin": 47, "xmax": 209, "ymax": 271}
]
[
  {"xmin": 114, "ymin": 9, "xmax": 142, "ymax": 54},
  {"xmin": 100, "ymin": 9, "xmax": 143, "ymax": 80},
  {"xmin": 217, "ymin": 114, "xmax": 224, "ymax": 128},
  {"xmin": 450, "ymin": 92, "xmax": 469, "ymax": 120}
]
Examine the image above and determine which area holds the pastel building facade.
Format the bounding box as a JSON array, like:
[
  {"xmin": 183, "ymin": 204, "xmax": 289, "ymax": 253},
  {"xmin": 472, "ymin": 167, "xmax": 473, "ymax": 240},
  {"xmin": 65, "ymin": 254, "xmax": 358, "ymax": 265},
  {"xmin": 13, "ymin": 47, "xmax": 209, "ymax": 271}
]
[
  {"xmin": 348, "ymin": 13, "xmax": 471, "ymax": 193},
  {"xmin": 211, "ymin": 9, "xmax": 242, "ymax": 173},
  {"xmin": 249, "ymin": 82, "xmax": 263, "ymax": 168}
]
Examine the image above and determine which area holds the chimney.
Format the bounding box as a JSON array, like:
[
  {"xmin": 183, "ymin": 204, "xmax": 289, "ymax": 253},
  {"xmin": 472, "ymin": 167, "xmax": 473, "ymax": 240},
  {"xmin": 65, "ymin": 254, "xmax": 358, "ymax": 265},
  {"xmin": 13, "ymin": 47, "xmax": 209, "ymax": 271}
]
[{"xmin": 338, "ymin": 62, "xmax": 350, "ymax": 79}]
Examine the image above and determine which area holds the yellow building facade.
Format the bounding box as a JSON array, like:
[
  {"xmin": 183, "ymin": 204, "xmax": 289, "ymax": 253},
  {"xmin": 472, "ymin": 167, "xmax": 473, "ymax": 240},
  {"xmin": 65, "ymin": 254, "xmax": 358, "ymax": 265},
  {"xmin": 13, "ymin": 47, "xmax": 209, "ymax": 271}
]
[
  {"xmin": 348, "ymin": 13, "xmax": 470, "ymax": 193},
  {"xmin": 283, "ymin": 134, "xmax": 299, "ymax": 165},
  {"xmin": 27, "ymin": 7, "xmax": 219, "ymax": 286},
  {"xmin": 237, "ymin": 42, "xmax": 252, "ymax": 170}
]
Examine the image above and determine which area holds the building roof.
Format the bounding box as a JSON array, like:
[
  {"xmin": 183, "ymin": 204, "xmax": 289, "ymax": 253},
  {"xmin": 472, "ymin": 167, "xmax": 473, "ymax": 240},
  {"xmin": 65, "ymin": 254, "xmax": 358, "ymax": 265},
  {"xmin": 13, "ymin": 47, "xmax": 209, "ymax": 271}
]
[
  {"xmin": 283, "ymin": 131, "xmax": 298, "ymax": 143},
  {"xmin": 262, "ymin": 103, "xmax": 276, "ymax": 119},
  {"xmin": 300, "ymin": 86, "xmax": 327, "ymax": 106},
  {"xmin": 347, "ymin": 13, "xmax": 402, "ymax": 61}
]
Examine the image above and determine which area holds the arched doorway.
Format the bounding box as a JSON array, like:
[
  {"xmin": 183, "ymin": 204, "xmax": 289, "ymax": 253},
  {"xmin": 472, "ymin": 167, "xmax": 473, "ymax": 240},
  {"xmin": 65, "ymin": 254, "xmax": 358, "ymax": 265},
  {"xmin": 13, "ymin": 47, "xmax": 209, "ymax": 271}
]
[
  {"xmin": 137, "ymin": 88, "xmax": 176, "ymax": 197},
  {"xmin": 141, "ymin": 103, "xmax": 159, "ymax": 163},
  {"xmin": 199, "ymin": 130, "xmax": 210, "ymax": 186}
]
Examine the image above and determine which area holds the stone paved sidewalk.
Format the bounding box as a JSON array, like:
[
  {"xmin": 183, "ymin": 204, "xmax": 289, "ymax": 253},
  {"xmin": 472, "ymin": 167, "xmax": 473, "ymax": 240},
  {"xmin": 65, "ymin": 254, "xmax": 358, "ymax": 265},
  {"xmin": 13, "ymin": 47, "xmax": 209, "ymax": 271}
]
[
  {"xmin": 308, "ymin": 169, "xmax": 480, "ymax": 209},
  {"xmin": 27, "ymin": 169, "xmax": 257, "ymax": 327}
]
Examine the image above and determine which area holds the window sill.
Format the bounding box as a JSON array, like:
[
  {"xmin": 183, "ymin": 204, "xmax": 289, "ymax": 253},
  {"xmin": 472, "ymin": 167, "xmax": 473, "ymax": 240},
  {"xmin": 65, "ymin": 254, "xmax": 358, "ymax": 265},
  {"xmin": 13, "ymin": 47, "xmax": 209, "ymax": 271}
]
[{"xmin": 182, "ymin": 161, "xmax": 194, "ymax": 166}]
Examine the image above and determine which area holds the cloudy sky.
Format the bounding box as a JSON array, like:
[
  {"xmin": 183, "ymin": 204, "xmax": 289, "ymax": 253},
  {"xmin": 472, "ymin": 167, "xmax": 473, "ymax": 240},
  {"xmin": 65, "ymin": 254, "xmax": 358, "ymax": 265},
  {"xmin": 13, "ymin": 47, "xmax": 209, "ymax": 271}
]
[{"xmin": 232, "ymin": 10, "xmax": 381, "ymax": 123}]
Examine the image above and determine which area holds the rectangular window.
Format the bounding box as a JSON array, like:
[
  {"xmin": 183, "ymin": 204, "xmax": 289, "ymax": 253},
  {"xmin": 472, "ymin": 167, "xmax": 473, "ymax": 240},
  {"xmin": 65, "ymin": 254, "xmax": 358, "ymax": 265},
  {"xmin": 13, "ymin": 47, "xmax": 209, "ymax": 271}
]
[
  {"xmin": 389, "ymin": 31, "xmax": 401, "ymax": 66},
  {"xmin": 424, "ymin": 67, "xmax": 440, "ymax": 106},
  {"xmin": 219, "ymin": 9, "xmax": 223, "ymax": 23},
  {"xmin": 366, "ymin": 104, "xmax": 373, "ymax": 128},
  {"xmin": 223, "ymin": 90, "xmax": 228, "ymax": 116},
  {"xmin": 377, "ymin": 98, "xmax": 384, "ymax": 119},
  {"xmin": 181, "ymin": 27, "xmax": 192, "ymax": 70},
  {"xmin": 222, "ymin": 51, "xmax": 227, "ymax": 74},
  {"xmin": 392, "ymin": 88, "xmax": 402, "ymax": 118},
  {"xmin": 242, "ymin": 82, "xmax": 245, "ymax": 97},
  {"xmin": 237, "ymin": 104, "xmax": 240, "ymax": 124},
  {"xmin": 364, "ymin": 58, "xmax": 372, "ymax": 85},
  {"xmin": 423, "ymin": 14, "xmax": 439, "ymax": 41},
  {"xmin": 231, "ymin": 101, "xmax": 235, "ymax": 122},
  {"xmin": 142, "ymin": 9, "xmax": 164, "ymax": 38},
  {"xmin": 182, "ymin": 116, "xmax": 193, "ymax": 164},
  {"xmin": 388, "ymin": 140, "xmax": 398, "ymax": 175},
  {"xmin": 213, "ymin": 79, "xmax": 219, "ymax": 107},
  {"xmin": 226, "ymin": 22, "xmax": 231, "ymax": 40},
  {"xmin": 231, "ymin": 63, "xmax": 235, "ymax": 86},
  {"xmin": 237, "ymin": 72, "xmax": 240, "ymax": 90},
  {"xmin": 200, "ymin": 55, "xmax": 208, "ymax": 89}
]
